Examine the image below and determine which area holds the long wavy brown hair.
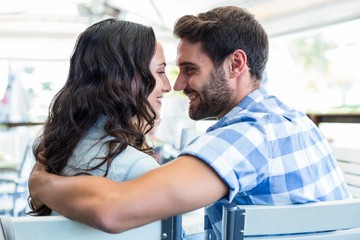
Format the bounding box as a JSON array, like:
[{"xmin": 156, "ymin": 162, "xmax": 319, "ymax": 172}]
[{"xmin": 29, "ymin": 18, "xmax": 157, "ymax": 215}]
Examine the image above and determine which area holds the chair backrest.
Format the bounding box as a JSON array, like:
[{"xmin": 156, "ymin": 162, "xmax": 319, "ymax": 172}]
[
  {"xmin": 0, "ymin": 141, "xmax": 34, "ymax": 216},
  {"xmin": 222, "ymin": 199, "xmax": 360, "ymax": 240},
  {"xmin": 332, "ymin": 146, "xmax": 360, "ymax": 198},
  {"xmin": 0, "ymin": 215, "xmax": 182, "ymax": 240}
]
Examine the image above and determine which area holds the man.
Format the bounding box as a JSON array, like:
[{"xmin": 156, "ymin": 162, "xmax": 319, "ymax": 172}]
[{"xmin": 29, "ymin": 6, "xmax": 351, "ymax": 239}]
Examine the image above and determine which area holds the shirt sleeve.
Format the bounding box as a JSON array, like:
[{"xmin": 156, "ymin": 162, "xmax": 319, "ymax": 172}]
[{"xmin": 179, "ymin": 123, "xmax": 269, "ymax": 201}]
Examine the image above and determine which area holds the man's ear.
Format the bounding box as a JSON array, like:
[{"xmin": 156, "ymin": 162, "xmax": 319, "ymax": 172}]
[{"xmin": 229, "ymin": 49, "xmax": 247, "ymax": 78}]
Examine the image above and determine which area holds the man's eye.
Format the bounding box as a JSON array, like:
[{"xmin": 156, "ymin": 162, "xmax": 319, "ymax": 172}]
[{"xmin": 185, "ymin": 67, "xmax": 195, "ymax": 74}]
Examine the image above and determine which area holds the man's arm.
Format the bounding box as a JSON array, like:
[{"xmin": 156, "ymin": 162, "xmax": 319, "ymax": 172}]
[{"xmin": 29, "ymin": 155, "xmax": 228, "ymax": 233}]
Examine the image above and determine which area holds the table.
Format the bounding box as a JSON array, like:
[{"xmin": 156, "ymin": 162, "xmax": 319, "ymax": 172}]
[
  {"xmin": 0, "ymin": 122, "xmax": 43, "ymax": 128},
  {"xmin": 307, "ymin": 113, "xmax": 360, "ymax": 126},
  {"xmin": 0, "ymin": 160, "xmax": 21, "ymax": 170}
]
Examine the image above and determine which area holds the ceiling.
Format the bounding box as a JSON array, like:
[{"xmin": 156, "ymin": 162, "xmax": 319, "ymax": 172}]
[{"xmin": 1, "ymin": 0, "xmax": 360, "ymax": 61}]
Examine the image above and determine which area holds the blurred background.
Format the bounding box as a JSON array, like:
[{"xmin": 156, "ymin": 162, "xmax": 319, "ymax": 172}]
[{"xmin": 0, "ymin": 0, "xmax": 360, "ymax": 218}]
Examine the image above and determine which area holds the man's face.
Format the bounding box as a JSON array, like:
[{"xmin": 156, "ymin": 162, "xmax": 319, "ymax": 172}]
[{"xmin": 174, "ymin": 39, "xmax": 234, "ymax": 120}]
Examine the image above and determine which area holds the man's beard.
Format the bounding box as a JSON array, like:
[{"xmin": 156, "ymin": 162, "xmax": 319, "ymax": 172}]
[{"xmin": 189, "ymin": 67, "xmax": 234, "ymax": 120}]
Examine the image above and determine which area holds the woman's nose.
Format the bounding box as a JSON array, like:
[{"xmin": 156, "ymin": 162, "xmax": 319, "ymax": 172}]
[{"xmin": 163, "ymin": 77, "xmax": 171, "ymax": 93}]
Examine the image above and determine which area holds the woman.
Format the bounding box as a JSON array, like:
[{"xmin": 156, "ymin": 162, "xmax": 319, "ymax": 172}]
[{"xmin": 29, "ymin": 18, "xmax": 171, "ymax": 215}]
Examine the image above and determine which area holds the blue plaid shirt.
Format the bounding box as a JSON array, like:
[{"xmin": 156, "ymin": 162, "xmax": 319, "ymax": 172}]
[{"xmin": 179, "ymin": 87, "xmax": 352, "ymax": 240}]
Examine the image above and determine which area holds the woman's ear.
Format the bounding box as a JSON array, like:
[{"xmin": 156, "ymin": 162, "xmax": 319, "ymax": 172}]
[{"xmin": 229, "ymin": 49, "xmax": 247, "ymax": 78}]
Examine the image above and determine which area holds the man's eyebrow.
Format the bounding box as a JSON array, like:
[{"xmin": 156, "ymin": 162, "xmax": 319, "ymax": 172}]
[{"xmin": 178, "ymin": 61, "xmax": 196, "ymax": 67}]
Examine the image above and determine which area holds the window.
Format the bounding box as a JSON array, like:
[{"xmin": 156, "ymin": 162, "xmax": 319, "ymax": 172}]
[{"xmin": 266, "ymin": 18, "xmax": 360, "ymax": 114}]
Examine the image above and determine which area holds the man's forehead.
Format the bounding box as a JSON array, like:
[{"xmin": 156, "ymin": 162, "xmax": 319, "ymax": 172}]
[
  {"xmin": 176, "ymin": 40, "xmax": 207, "ymax": 66},
  {"xmin": 177, "ymin": 39, "xmax": 201, "ymax": 52}
]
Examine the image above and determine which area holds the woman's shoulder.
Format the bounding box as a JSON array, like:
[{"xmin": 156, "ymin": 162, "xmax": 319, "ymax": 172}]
[
  {"xmin": 118, "ymin": 146, "xmax": 153, "ymax": 160},
  {"xmin": 109, "ymin": 146, "xmax": 159, "ymax": 181}
]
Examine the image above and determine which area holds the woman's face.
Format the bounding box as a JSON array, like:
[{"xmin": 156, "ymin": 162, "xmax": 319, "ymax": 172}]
[{"xmin": 148, "ymin": 42, "xmax": 171, "ymax": 119}]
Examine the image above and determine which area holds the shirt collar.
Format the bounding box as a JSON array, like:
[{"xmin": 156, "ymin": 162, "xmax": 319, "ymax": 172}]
[{"xmin": 207, "ymin": 87, "xmax": 268, "ymax": 132}]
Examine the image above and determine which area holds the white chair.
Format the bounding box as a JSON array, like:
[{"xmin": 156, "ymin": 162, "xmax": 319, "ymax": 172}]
[
  {"xmin": 0, "ymin": 215, "xmax": 183, "ymax": 240},
  {"xmin": 332, "ymin": 146, "xmax": 360, "ymax": 198},
  {"xmin": 0, "ymin": 142, "xmax": 33, "ymax": 216},
  {"xmin": 222, "ymin": 199, "xmax": 360, "ymax": 240}
]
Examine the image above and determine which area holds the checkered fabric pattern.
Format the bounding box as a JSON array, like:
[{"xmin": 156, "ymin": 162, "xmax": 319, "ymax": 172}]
[{"xmin": 179, "ymin": 87, "xmax": 352, "ymax": 240}]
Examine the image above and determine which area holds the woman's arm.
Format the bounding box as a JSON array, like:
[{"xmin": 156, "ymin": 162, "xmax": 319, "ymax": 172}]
[{"xmin": 29, "ymin": 155, "xmax": 228, "ymax": 233}]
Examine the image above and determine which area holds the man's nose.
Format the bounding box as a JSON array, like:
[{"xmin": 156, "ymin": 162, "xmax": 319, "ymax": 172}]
[{"xmin": 173, "ymin": 75, "xmax": 187, "ymax": 91}]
